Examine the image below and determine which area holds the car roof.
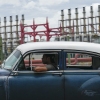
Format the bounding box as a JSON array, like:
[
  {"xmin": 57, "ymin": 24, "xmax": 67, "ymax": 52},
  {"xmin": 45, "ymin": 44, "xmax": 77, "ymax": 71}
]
[{"xmin": 16, "ymin": 41, "xmax": 100, "ymax": 54}]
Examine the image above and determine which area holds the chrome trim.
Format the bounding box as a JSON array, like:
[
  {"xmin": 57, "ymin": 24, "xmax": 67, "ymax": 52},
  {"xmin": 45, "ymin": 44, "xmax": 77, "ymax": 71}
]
[
  {"xmin": 64, "ymin": 70, "xmax": 100, "ymax": 72},
  {"xmin": 12, "ymin": 70, "xmax": 63, "ymax": 74}
]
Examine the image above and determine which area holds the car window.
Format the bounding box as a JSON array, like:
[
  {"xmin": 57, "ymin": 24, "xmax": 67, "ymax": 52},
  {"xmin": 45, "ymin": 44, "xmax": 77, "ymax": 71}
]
[
  {"xmin": 65, "ymin": 52, "xmax": 100, "ymax": 70},
  {"xmin": 18, "ymin": 51, "xmax": 59, "ymax": 71}
]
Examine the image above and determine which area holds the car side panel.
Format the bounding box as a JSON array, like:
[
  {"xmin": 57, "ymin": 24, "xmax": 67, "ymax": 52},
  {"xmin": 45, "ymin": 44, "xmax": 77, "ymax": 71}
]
[
  {"xmin": 8, "ymin": 71, "xmax": 64, "ymax": 100},
  {"xmin": 0, "ymin": 76, "xmax": 7, "ymax": 100},
  {"xmin": 0, "ymin": 69, "xmax": 10, "ymax": 100},
  {"xmin": 64, "ymin": 71, "xmax": 100, "ymax": 100}
]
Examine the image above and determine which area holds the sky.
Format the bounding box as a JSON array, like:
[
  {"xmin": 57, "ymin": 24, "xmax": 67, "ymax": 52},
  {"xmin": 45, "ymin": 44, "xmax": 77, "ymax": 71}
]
[{"xmin": 0, "ymin": 0, "xmax": 100, "ymax": 41}]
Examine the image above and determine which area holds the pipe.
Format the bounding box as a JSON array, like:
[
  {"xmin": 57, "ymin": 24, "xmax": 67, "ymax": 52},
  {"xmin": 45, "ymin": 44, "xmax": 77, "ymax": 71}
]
[
  {"xmin": 61, "ymin": 10, "xmax": 64, "ymax": 34},
  {"xmin": 15, "ymin": 15, "xmax": 19, "ymax": 46}
]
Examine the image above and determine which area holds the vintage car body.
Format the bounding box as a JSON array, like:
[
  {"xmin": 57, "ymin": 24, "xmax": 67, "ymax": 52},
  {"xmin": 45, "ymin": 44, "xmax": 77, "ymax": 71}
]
[{"xmin": 1, "ymin": 41, "xmax": 100, "ymax": 100}]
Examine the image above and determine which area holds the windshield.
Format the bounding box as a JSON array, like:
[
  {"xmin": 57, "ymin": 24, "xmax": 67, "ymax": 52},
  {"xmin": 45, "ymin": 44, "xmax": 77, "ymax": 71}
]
[{"xmin": 3, "ymin": 49, "xmax": 22, "ymax": 69}]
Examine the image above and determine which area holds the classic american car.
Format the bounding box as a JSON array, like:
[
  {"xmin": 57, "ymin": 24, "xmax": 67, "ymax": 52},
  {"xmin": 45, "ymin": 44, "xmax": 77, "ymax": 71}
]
[{"xmin": 1, "ymin": 41, "xmax": 100, "ymax": 100}]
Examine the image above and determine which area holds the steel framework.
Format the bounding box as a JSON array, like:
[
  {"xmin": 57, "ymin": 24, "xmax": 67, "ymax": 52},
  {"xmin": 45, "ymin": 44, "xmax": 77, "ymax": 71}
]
[{"xmin": 20, "ymin": 17, "xmax": 74, "ymax": 44}]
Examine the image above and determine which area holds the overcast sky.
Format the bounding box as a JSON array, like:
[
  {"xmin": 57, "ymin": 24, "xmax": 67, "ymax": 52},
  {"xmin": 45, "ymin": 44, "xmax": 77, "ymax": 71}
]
[
  {"xmin": 0, "ymin": 0, "xmax": 100, "ymax": 41},
  {"xmin": 0, "ymin": 0, "xmax": 100, "ymax": 26}
]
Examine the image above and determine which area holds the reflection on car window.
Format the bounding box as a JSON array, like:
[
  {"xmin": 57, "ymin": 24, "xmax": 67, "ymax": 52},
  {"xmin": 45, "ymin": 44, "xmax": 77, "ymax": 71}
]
[
  {"xmin": 4, "ymin": 49, "xmax": 21, "ymax": 69},
  {"xmin": 65, "ymin": 52, "xmax": 100, "ymax": 70},
  {"xmin": 66, "ymin": 52, "xmax": 92, "ymax": 69},
  {"xmin": 67, "ymin": 53, "xmax": 92, "ymax": 66}
]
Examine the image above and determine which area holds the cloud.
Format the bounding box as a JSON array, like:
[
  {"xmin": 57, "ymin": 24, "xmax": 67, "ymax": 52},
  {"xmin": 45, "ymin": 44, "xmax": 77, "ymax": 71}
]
[
  {"xmin": 0, "ymin": 0, "xmax": 21, "ymax": 6},
  {"xmin": 23, "ymin": 1, "xmax": 36, "ymax": 9},
  {"xmin": 38, "ymin": 0, "xmax": 69, "ymax": 6},
  {"xmin": 23, "ymin": 1, "xmax": 49, "ymax": 12},
  {"xmin": 22, "ymin": 0, "xmax": 49, "ymax": 13}
]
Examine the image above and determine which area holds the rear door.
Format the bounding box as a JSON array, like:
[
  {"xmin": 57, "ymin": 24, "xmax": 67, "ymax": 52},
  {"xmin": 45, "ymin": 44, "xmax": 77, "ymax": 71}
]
[
  {"xmin": 64, "ymin": 51, "xmax": 100, "ymax": 100},
  {"xmin": 64, "ymin": 70, "xmax": 100, "ymax": 100}
]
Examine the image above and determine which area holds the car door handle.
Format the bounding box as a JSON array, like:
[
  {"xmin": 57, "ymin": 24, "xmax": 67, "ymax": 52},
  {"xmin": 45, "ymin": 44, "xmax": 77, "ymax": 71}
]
[{"xmin": 52, "ymin": 73, "xmax": 62, "ymax": 76}]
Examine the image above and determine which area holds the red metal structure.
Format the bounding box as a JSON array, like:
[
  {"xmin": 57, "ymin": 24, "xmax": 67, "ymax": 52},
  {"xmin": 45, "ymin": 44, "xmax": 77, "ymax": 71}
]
[
  {"xmin": 20, "ymin": 17, "xmax": 62, "ymax": 44},
  {"xmin": 20, "ymin": 17, "xmax": 75, "ymax": 44}
]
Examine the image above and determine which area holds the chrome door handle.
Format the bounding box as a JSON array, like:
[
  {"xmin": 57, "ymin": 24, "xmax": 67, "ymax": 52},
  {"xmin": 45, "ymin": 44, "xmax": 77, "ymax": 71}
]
[{"xmin": 52, "ymin": 73, "xmax": 62, "ymax": 76}]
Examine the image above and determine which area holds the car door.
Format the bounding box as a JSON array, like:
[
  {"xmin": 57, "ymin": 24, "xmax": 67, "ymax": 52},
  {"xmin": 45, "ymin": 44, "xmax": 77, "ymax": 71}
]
[
  {"xmin": 8, "ymin": 71, "xmax": 64, "ymax": 100},
  {"xmin": 7, "ymin": 50, "xmax": 64, "ymax": 100},
  {"xmin": 63, "ymin": 50, "xmax": 100, "ymax": 100}
]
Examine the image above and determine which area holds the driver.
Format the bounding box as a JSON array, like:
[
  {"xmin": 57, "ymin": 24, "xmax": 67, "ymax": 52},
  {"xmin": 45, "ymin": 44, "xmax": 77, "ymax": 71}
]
[{"xmin": 33, "ymin": 54, "xmax": 57, "ymax": 72}]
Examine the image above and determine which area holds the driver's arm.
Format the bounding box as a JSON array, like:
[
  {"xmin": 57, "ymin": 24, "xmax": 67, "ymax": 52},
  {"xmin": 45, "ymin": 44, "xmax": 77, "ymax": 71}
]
[{"xmin": 33, "ymin": 66, "xmax": 47, "ymax": 72}]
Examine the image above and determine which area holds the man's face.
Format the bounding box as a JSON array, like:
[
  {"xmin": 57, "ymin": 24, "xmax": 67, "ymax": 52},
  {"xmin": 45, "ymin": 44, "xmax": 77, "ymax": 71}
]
[{"xmin": 42, "ymin": 55, "xmax": 48, "ymax": 64}]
